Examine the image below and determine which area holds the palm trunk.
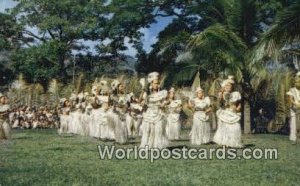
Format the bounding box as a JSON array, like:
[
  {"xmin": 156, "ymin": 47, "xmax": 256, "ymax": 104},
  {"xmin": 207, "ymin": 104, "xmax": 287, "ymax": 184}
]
[
  {"xmin": 243, "ymin": 100, "xmax": 251, "ymax": 134},
  {"xmin": 211, "ymin": 112, "xmax": 217, "ymax": 131}
]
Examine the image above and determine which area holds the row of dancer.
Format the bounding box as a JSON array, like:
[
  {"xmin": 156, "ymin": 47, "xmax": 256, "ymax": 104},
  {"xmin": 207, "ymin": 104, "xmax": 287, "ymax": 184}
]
[
  {"xmin": 58, "ymin": 75, "xmax": 182, "ymax": 145},
  {"xmin": 141, "ymin": 72, "xmax": 243, "ymax": 148},
  {"xmin": 58, "ymin": 72, "xmax": 243, "ymax": 148}
]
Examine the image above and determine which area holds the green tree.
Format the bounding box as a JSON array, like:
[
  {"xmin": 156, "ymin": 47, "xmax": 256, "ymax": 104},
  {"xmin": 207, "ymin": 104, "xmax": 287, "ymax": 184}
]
[
  {"xmin": 10, "ymin": 0, "xmax": 100, "ymax": 80},
  {"xmin": 138, "ymin": 0, "xmax": 290, "ymax": 133},
  {"xmin": 0, "ymin": 12, "xmax": 23, "ymax": 86}
]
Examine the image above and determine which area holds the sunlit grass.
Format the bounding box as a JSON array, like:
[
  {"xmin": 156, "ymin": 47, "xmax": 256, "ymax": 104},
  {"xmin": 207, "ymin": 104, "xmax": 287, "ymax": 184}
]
[{"xmin": 0, "ymin": 129, "xmax": 300, "ymax": 185}]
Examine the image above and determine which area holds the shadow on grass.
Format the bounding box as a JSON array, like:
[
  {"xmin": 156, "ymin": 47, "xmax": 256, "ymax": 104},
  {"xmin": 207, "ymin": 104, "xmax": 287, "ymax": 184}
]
[
  {"xmin": 58, "ymin": 134, "xmax": 75, "ymax": 138},
  {"xmin": 13, "ymin": 136, "xmax": 32, "ymax": 140},
  {"xmin": 167, "ymin": 145, "xmax": 189, "ymax": 151},
  {"xmin": 170, "ymin": 139, "xmax": 190, "ymax": 142},
  {"xmin": 204, "ymin": 141, "xmax": 215, "ymax": 145},
  {"xmin": 242, "ymin": 144, "xmax": 255, "ymax": 148},
  {"xmin": 126, "ymin": 141, "xmax": 140, "ymax": 145},
  {"xmin": 44, "ymin": 146, "xmax": 74, "ymax": 151},
  {"xmin": 100, "ymin": 139, "xmax": 115, "ymax": 142}
]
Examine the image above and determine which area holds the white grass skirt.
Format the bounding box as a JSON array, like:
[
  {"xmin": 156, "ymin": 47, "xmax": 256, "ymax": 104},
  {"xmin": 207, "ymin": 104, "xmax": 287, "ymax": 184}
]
[
  {"xmin": 166, "ymin": 113, "xmax": 181, "ymax": 140},
  {"xmin": 190, "ymin": 113, "xmax": 211, "ymax": 145}
]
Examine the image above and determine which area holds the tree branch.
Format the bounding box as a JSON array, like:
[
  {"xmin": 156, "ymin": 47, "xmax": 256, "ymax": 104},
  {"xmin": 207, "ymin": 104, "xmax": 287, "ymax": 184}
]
[
  {"xmin": 47, "ymin": 29, "xmax": 56, "ymax": 40},
  {"xmin": 23, "ymin": 30, "xmax": 46, "ymax": 42}
]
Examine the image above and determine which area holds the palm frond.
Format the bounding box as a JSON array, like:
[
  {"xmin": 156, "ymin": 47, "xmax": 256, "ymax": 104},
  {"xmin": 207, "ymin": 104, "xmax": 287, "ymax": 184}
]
[
  {"xmin": 191, "ymin": 71, "xmax": 200, "ymax": 91},
  {"xmin": 48, "ymin": 79, "xmax": 59, "ymax": 94},
  {"xmin": 186, "ymin": 24, "xmax": 247, "ymax": 76},
  {"xmin": 208, "ymin": 78, "xmax": 222, "ymax": 97},
  {"xmin": 75, "ymin": 73, "xmax": 85, "ymax": 93},
  {"xmin": 159, "ymin": 73, "xmax": 167, "ymax": 89},
  {"xmin": 253, "ymin": 2, "xmax": 300, "ymax": 61}
]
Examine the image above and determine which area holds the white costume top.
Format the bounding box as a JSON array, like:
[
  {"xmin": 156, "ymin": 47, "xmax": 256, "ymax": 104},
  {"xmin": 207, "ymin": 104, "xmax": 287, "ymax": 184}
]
[
  {"xmin": 112, "ymin": 94, "xmax": 131, "ymax": 113},
  {"xmin": 287, "ymin": 87, "xmax": 300, "ymax": 104},
  {"xmin": 193, "ymin": 97, "xmax": 211, "ymax": 121},
  {"xmin": 0, "ymin": 104, "xmax": 10, "ymax": 113},
  {"xmin": 0, "ymin": 104, "xmax": 10, "ymax": 120},
  {"xmin": 194, "ymin": 97, "xmax": 211, "ymax": 110},
  {"xmin": 143, "ymin": 90, "xmax": 168, "ymax": 123},
  {"xmin": 96, "ymin": 95, "xmax": 109, "ymax": 105},
  {"xmin": 167, "ymin": 99, "xmax": 182, "ymax": 124},
  {"xmin": 217, "ymin": 91, "xmax": 241, "ymax": 124},
  {"xmin": 168, "ymin": 100, "xmax": 182, "ymax": 113}
]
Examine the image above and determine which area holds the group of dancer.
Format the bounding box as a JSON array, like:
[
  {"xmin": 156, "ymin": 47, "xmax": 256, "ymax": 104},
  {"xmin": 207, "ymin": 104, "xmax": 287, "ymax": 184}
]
[
  {"xmin": 58, "ymin": 72, "xmax": 182, "ymax": 147},
  {"xmin": 57, "ymin": 72, "xmax": 243, "ymax": 148},
  {"xmin": 1, "ymin": 71, "xmax": 299, "ymax": 147}
]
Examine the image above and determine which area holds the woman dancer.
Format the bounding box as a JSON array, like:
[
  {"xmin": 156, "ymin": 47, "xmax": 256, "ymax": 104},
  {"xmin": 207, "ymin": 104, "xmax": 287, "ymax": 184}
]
[
  {"xmin": 286, "ymin": 72, "xmax": 300, "ymax": 144},
  {"xmin": 95, "ymin": 94, "xmax": 111, "ymax": 140},
  {"xmin": 165, "ymin": 88, "xmax": 182, "ymax": 140},
  {"xmin": 140, "ymin": 72, "xmax": 169, "ymax": 149},
  {"xmin": 213, "ymin": 76, "xmax": 243, "ymax": 148},
  {"xmin": 127, "ymin": 94, "xmax": 144, "ymax": 137},
  {"xmin": 74, "ymin": 93, "xmax": 85, "ymax": 136},
  {"xmin": 67, "ymin": 93, "xmax": 77, "ymax": 134},
  {"xmin": 93, "ymin": 83, "xmax": 115, "ymax": 140},
  {"xmin": 89, "ymin": 82, "xmax": 101, "ymax": 138},
  {"xmin": 109, "ymin": 79, "xmax": 128, "ymax": 144},
  {"xmin": 0, "ymin": 93, "xmax": 11, "ymax": 139},
  {"xmin": 189, "ymin": 87, "xmax": 211, "ymax": 145},
  {"xmin": 58, "ymin": 98, "xmax": 71, "ymax": 135}
]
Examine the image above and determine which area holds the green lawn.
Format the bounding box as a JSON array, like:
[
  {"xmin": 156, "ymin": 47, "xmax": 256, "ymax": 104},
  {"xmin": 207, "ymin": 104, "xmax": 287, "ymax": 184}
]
[{"xmin": 0, "ymin": 129, "xmax": 300, "ymax": 186}]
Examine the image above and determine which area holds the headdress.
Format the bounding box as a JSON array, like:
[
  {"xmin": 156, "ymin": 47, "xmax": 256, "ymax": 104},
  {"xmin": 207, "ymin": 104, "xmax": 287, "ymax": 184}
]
[
  {"xmin": 111, "ymin": 79, "xmax": 121, "ymax": 91},
  {"xmin": 195, "ymin": 87, "xmax": 203, "ymax": 93},
  {"xmin": 169, "ymin": 87, "xmax": 175, "ymax": 92},
  {"xmin": 147, "ymin": 72, "xmax": 160, "ymax": 83},
  {"xmin": 221, "ymin": 75, "xmax": 235, "ymax": 87},
  {"xmin": 229, "ymin": 92, "xmax": 241, "ymax": 103}
]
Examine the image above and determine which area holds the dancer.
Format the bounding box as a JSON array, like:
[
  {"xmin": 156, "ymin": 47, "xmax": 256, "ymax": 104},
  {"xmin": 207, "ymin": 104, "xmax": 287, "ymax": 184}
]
[
  {"xmin": 140, "ymin": 72, "xmax": 169, "ymax": 149},
  {"xmin": 165, "ymin": 88, "xmax": 182, "ymax": 140},
  {"xmin": 213, "ymin": 76, "xmax": 243, "ymax": 148},
  {"xmin": 58, "ymin": 98, "xmax": 71, "ymax": 135},
  {"xmin": 95, "ymin": 81, "xmax": 115, "ymax": 140},
  {"xmin": 95, "ymin": 94, "xmax": 111, "ymax": 140},
  {"xmin": 0, "ymin": 93, "xmax": 11, "ymax": 139},
  {"xmin": 287, "ymin": 72, "xmax": 300, "ymax": 144},
  {"xmin": 189, "ymin": 87, "xmax": 211, "ymax": 145},
  {"xmin": 82, "ymin": 92, "xmax": 91, "ymax": 136},
  {"xmin": 73, "ymin": 93, "xmax": 85, "ymax": 135},
  {"xmin": 127, "ymin": 95, "xmax": 144, "ymax": 137},
  {"xmin": 109, "ymin": 79, "xmax": 128, "ymax": 144},
  {"xmin": 89, "ymin": 80, "xmax": 102, "ymax": 138},
  {"xmin": 67, "ymin": 93, "xmax": 77, "ymax": 134},
  {"xmin": 137, "ymin": 78, "xmax": 148, "ymax": 137}
]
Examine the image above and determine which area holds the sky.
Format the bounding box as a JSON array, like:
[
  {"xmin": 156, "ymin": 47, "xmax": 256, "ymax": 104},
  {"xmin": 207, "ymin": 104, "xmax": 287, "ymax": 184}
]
[{"xmin": 0, "ymin": 0, "xmax": 174, "ymax": 57}]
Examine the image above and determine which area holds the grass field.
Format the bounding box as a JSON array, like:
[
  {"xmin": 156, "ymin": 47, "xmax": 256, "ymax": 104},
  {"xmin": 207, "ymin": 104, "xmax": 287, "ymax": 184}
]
[{"xmin": 0, "ymin": 129, "xmax": 300, "ymax": 186}]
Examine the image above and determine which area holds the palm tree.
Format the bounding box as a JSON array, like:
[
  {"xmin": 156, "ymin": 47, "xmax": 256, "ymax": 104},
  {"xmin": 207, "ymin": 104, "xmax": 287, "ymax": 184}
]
[
  {"xmin": 251, "ymin": 1, "xmax": 300, "ymax": 132},
  {"xmin": 254, "ymin": 2, "xmax": 300, "ymax": 61},
  {"xmin": 178, "ymin": 23, "xmax": 268, "ymax": 134},
  {"xmin": 142, "ymin": 0, "xmax": 293, "ymax": 133},
  {"xmin": 173, "ymin": 0, "xmax": 270, "ymax": 134}
]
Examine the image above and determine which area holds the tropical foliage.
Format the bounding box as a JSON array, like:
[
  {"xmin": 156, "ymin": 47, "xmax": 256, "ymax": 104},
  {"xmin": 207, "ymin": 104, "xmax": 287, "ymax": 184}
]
[{"xmin": 1, "ymin": 0, "xmax": 300, "ymax": 132}]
